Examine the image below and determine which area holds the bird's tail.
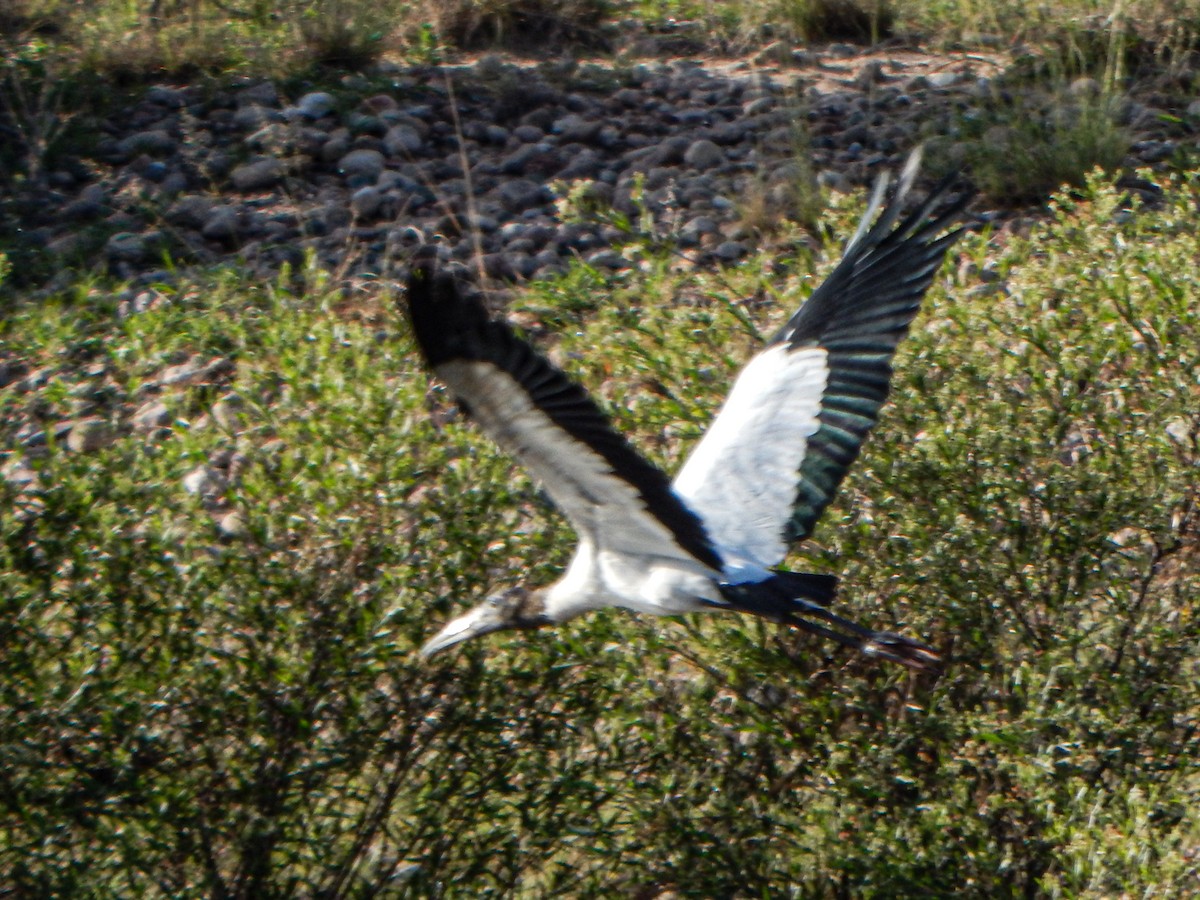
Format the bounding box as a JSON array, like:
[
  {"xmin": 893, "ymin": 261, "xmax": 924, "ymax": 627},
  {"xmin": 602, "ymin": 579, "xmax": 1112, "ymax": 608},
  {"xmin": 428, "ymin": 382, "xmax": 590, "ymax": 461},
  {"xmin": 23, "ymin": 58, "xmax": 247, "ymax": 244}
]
[{"xmin": 719, "ymin": 571, "xmax": 941, "ymax": 673}]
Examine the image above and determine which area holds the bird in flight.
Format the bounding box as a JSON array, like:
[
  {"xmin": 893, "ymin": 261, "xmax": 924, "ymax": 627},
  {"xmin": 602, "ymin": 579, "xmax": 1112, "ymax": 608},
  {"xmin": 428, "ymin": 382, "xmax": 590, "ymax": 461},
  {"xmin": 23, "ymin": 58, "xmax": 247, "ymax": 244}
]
[{"xmin": 405, "ymin": 151, "xmax": 968, "ymax": 671}]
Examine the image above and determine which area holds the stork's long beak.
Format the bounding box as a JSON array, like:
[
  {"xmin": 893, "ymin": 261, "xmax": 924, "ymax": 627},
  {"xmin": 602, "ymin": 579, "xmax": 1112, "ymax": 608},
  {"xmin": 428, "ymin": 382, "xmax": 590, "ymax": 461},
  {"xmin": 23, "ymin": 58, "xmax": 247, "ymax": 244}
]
[{"xmin": 419, "ymin": 603, "xmax": 508, "ymax": 657}]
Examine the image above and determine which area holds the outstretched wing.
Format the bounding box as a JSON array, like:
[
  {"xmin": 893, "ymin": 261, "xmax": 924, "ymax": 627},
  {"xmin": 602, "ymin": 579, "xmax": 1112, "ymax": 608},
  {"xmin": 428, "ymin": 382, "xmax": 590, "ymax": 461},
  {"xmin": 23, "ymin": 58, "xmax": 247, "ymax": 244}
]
[
  {"xmin": 673, "ymin": 152, "xmax": 970, "ymax": 575},
  {"xmin": 405, "ymin": 255, "xmax": 723, "ymax": 571}
]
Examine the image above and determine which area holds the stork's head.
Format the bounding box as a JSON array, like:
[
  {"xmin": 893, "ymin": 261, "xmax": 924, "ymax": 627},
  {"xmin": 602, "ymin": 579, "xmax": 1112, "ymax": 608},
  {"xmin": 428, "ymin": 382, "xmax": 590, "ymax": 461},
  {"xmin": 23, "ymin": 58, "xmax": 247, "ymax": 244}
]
[{"xmin": 420, "ymin": 586, "xmax": 551, "ymax": 657}]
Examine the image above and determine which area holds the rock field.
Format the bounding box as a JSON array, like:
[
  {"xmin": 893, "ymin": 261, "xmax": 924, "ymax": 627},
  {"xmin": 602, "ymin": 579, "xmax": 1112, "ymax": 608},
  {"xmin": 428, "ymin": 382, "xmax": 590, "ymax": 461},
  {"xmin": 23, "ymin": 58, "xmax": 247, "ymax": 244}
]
[{"xmin": 8, "ymin": 41, "xmax": 1190, "ymax": 301}]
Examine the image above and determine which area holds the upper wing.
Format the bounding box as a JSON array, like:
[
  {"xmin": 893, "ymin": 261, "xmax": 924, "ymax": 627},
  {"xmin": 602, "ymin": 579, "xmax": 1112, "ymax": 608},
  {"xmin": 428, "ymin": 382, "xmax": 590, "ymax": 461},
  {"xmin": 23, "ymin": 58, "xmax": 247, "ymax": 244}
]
[
  {"xmin": 405, "ymin": 255, "xmax": 723, "ymax": 571},
  {"xmin": 673, "ymin": 152, "xmax": 970, "ymax": 575}
]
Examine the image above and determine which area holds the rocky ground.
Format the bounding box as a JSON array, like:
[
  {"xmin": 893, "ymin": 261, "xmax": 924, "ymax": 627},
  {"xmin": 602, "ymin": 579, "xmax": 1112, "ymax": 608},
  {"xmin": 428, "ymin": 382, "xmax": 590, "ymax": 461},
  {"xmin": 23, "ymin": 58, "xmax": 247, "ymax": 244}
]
[{"xmin": 5, "ymin": 39, "xmax": 1194, "ymax": 308}]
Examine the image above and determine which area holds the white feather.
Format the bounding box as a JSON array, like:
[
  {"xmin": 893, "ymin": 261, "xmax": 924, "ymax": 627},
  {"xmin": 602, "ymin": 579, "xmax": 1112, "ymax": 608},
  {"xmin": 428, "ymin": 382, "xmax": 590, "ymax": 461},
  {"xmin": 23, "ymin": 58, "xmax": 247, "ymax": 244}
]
[
  {"xmin": 672, "ymin": 343, "xmax": 829, "ymax": 578},
  {"xmin": 437, "ymin": 360, "xmax": 719, "ymax": 619}
]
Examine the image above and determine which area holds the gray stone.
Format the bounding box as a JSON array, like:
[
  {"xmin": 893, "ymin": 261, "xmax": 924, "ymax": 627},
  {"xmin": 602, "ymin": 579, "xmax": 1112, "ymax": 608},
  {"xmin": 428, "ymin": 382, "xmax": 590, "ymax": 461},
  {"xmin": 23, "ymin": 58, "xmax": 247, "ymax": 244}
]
[
  {"xmin": 237, "ymin": 82, "xmax": 279, "ymax": 107},
  {"xmin": 67, "ymin": 418, "xmax": 115, "ymax": 453},
  {"xmin": 245, "ymin": 122, "xmax": 295, "ymax": 152},
  {"xmin": 683, "ymin": 215, "xmax": 719, "ymax": 236},
  {"xmin": 182, "ymin": 465, "xmax": 225, "ymax": 499},
  {"xmin": 743, "ymin": 96, "xmax": 775, "ymax": 115},
  {"xmin": 106, "ymin": 232, "xmax": 147, "ymax": 263},
  {"xmin": 351, "ymin": 186, "xmax": 383, "ymax": 219},
  {"xmin": 118, "ymin": 129, "xmax": 177, "ymax": 157},
  {"xmin": 338, "ymin": 148, "xmax": 385, "ymax": 181},
  {"xmin": 557, "ymin": 149, "xmax": 603, "ymax": 179},
  {"xmin": 817, "ymin": 170, "xmax": 853, "ymax": 193},
  {"xmin": 468, "ymin": 212, "xmax": 499, "ymax": 233},
  {"xmin": 856, "ymin": 61, "xmax": 886, "ymax": 88},
  {"xmin": 159, "ymin": 359, "xmax": 204, "ymax": 386},
  {"xmin": 1165, "ymin": 418, "xmax": 1191, "ymax": 445},
  {"xmin": 714, "ymin": 240, "xmax": 746, "ymax": 261},
  {"xmin": 0, "ymin": 361, "xmax": 26, "ymax": 389},
  {"xmin": 166, "ymin": 195, "xmax": 213, "ymax": 228},
  {"xmin": 927, "ymin": 71, "xmax": 960, "ymax": 89},
  {"xmin": 145, "ymin": 85, "xmax": 187, "ymax": 107},
  {"xmin": 231, "ymin": 158, "xmax": 285, "ymax": 191},
  {"xmin": 216, "ymin": 510, "xmax": 249, "ymax": 538},
  {"xmin": 132, "ymin": 400, "xmax": 172, "ymax": 431},
  {"xmin": 498, "ymin": 179, "xmax": 548, "ymax": 212},
  {"xmin": 708, "ymin": 121, "xmax": 747, "ymax": 145},
  {"xmin": 585, "ymin": 249, "xmax": 626, "ymax": 270},
  {"xmin": 296, "ymin": 91, "xmax": 336, "ymax": 119},
  {"xmin": 513, "ymin": 124, "xmax": 545, "ymax": 143},
  {"xmin": 211, "ymin": 394, "xmax": 249, "ymax": 430},
  {"xmin": 752, "ymin": 41, "xmax": 794, "ymax": 67},
  {"xmin": 202, "ymin": 205, "xmax": 240, "ymax": 242},
  {"xmin": 233, "ymin": 104, "xmax": 275, "ymax": 130},
  {"xmin": 383, "ymin": 124, "xmax": 423, "ymax": 156},
  {"xmin": 481, "ymin": 253, "xmax": 515, "ymax": 280},
  {"xmin": 1134, "ymin": 140, "xmax": 1175, "ymax": 163},
  {"xmin": 476, "ymin": 53, "xmax": 506, "ymax": 79},
  {"xmin": 2, "ymin": 456, "xmax": 39, "ymax": 490},
  {"xmin": 553, "ymin": 114, "xmax": 601, "ymax": 143},
  {"xmin": 684, "ymin": 139, "xmax": 724, "ymax": 170},
  {"xmin": 674, "ymin": 107, "xmax": 712, "ymax": 126}
]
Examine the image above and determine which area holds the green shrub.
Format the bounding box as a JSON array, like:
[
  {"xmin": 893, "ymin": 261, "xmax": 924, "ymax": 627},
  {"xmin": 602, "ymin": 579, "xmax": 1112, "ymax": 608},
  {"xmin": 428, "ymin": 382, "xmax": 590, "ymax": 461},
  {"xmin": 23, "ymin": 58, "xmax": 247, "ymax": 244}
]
[
  {"xmin": 935, "ymin": 92, "xmax": 1129, "ymax": 206},
  {"xmin": 2, "ymin": 174, "xmax": 1199, "ymax": 895}
]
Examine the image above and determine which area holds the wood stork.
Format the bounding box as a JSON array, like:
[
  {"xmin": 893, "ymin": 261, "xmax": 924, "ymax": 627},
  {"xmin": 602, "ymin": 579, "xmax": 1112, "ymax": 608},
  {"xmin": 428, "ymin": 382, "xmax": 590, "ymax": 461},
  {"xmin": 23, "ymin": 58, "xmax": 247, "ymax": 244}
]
[{"xmin": 406, "ymin": 151, "xmax": 969, "ymax": 671}]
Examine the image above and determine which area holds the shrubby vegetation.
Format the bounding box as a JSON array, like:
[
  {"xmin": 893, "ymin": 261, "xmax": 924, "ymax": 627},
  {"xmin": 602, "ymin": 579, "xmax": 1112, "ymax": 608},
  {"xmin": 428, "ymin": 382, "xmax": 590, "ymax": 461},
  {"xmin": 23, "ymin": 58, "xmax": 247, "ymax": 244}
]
[
  {"xmin": 3, "ymin": 0, "xmax": 1199, "ymax": 74},
  {"xmin": 3, "ymin": 0, "xmax": 1199, "ymax": 893},
  {"xmin": 2, "ymin": 174, "xmax": 1198, "ymax": 895}
]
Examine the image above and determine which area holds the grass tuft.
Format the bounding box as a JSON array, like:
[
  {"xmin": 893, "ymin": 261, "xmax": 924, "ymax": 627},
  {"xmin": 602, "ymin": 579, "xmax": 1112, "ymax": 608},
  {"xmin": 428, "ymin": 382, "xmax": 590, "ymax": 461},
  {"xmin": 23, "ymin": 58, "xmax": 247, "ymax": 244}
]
[
  {"xmin": 420, "ymin": 0, "xmax": 613, "ymax": 50},
  {"xmin": 931, "ymin": 88, "xmax": 1129, "ymax": 206}
]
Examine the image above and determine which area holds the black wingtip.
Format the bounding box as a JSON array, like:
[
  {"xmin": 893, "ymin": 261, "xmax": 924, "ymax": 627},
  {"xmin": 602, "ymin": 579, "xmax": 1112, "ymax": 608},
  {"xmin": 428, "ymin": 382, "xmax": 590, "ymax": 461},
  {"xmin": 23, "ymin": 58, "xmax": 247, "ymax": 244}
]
[
  {"xmin": 770, "ymin": 156, "xmax": 972, "ymax": 350},
  {"xmin": 404, "ymin": 250, "xmax": 489, "ymax": 368}
]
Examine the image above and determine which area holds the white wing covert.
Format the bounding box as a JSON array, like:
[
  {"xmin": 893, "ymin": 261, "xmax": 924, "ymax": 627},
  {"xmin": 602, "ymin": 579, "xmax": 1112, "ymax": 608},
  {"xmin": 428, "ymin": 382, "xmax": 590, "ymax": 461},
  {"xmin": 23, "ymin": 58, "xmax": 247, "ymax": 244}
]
[{"xmin": 674, "ymin": 154, "xmax": 969, "ymax": 576}]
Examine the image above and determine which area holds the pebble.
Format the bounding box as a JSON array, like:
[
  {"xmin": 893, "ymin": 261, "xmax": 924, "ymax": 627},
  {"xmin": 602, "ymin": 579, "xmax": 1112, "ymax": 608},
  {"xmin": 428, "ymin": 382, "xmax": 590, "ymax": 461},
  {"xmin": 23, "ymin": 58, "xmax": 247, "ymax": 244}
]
[
  {"xmin": 926, "ymin": 72, "xmax": 960, "ymax": 89},
  {"xmin": 132, "ymin": 400, "xmax": 172, "ymax": 431},
  {"xmin": 182, "ymin": 465, "xmax": 226, "ymax": 500},
  {"xmin": 67, "ymin": 417, "xmax": 116, "ymax": 453},
  {"xmin": 216, "ymin": 510, "xmax": 248, "ymax": 539},
  {"xmin": 714, "ymin": 240, "xmax": 747, "ymax": 261},
  {"xmin": 106, "ymin": 232, "xmax": 147, "ymax": 263},
  {"xmin": 1, "ymin": 456, "xmax": 39, "ymax": 490},
  {"xmin": 684, "ymin": 139, "xmax": 724, "ymax": 170},
  {"xmin": 3, "ymin": 43, "xmax": 1168, "ymax": 298},
  {"xmin": 117, "ymin": 130, "xmax": 177, "ymax": 157},
  {"xmin": 351, "ymin": 185, "xmax": 384, "ymax": 219},
  {"xmin": 238, "ymin": 82, "xmax": 279, "ymax": 108},
  {"xmin": 295, "ymin": 91, "xmax": 336, "ymax": 119},
  {"xmin": 145, "ymin": 85, "xmax": 187, "ymax": 107},
  {"xmin": 231, "ymin": 158, "xmax": 285, "ymax": 191},
  {"xmin": 384, "ymin": 124, "xmax": 423, "ymax": 156},
  {"xmin": 498, "ymin": 179, "xmax": 548, "ymax": 213},
  {"xmin": 211, "ymin": 394, "xmax": 248, "ymax": 430},
  {"xmin": 338, "ymin": 148, "xmax": 386, "ymax": 182},
  {"xmin": 202, "ymin": 205, "xmax": 241, "ymax": 242},
  {"xmin": 233, "ymin": 104, "xmax": 275, "ymax": 130},
  {"xmin": 752, "ymin": 41, "xmax": 794, "ymax": 67}
]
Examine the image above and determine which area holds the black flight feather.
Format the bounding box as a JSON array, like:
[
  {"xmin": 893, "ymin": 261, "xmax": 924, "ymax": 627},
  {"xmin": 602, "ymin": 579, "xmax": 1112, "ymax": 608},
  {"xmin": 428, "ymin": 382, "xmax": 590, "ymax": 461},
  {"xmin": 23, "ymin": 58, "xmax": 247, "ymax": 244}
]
[{"xmin": 405, "ymin": 256, "xmax": 724, "ymax": 571}]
